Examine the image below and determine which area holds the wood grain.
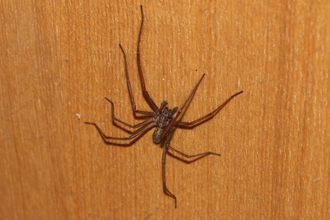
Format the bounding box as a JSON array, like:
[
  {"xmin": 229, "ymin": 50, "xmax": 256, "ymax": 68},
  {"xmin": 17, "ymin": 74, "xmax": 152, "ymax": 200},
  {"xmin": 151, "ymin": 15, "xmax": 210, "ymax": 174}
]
[{"xmin": 1, "ymin": 0, "xmax": 329, "ymax": 219}]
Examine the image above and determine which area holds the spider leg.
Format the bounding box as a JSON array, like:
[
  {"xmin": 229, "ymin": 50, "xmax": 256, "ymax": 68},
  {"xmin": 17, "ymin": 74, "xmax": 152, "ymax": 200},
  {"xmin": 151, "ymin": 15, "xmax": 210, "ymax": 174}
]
[
  {"xmin": 167, "ymin": 145, "xmax": 221, "ymax": 158},
  {"xmin": 136, "ymin": 5, "xmax": 159, "ymax": 112},
  {"xmin": 119, "ymin": 44, "xmax": 155, "ymax": 116},
  {"xmin": 105, "ymin": 97, "xmax": 154, "ymax": 128},
  {"xmin": 160, "ymin": 74, "xmax": 206, "ymax": 139},
  {"xmin": 176, "ymin": 91, "xmax": 243, "ymax": 128},
  {"xmin": 161, "ymin": 127, "xmax": 220, "ymax": 208},
  {"xmin": 162, "ymin": 130, "xmax": 177, "ymax": 208},
  {"xmin": 85, "ymin": 121, "xmax": 155, "ymax": 141}
]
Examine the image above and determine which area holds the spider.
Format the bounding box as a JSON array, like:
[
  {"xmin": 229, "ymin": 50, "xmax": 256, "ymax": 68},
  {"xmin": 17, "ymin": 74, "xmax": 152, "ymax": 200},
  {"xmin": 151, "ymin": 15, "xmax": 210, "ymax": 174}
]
[{"xmin": 85, "ymin": 5, "xmax": 243, "ymax": 208}]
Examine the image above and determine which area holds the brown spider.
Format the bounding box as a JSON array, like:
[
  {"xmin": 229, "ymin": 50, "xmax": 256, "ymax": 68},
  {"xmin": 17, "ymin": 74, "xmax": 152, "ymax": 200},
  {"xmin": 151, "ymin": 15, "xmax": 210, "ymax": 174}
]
[{"xmin": 85, "ymin": 5, "xmax": 243, "ymax": 208}]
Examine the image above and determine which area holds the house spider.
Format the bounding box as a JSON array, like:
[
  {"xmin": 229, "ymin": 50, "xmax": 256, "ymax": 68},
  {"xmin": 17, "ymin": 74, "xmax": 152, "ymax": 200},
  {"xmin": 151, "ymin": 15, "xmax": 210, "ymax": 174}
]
[{"xmin": 85, "ymin": 5, "xmax": 243, "ymax": 208}]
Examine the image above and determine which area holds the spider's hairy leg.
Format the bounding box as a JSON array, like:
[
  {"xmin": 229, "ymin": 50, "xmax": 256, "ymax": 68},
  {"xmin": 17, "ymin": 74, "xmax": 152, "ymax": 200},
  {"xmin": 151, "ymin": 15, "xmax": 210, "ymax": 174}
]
[
  {"xmin": 162, "ymin": 129, "xmax": 177, "ymax": 208},
  {"xmin": 84, "ymin": 121, "xmax": 155, "ymax": 141},
  {"xmin": 118, "ymin": 44, "xmax": 155, "ymax": 116},
  {"xmin": 105, "ymin": 97, "xmax": 154, "ymax": 129},
  {"xmin": 136, "ymin": 5, "xmax": 159, "ymax": 111},
  {"xmin": 176, "ymin": 90, "xmax": 243, "ymax": 128},
  {"xmin": 167, "ymin": 145, "xmax": 221, "ymax": 158},
  {"xmin": 160, "ymin": 74, "xmax": 206, "ymax": 140},
  {"xmin": 161, "ymin": 129, "xmax": 220, "ymax": 209}
]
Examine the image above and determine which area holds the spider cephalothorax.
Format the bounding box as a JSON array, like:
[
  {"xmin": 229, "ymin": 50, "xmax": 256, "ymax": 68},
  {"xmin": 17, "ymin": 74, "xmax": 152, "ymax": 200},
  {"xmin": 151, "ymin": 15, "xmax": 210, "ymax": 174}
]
[
  {"xmin": 85, "ymin": 5, "xmax": 243, "ymax": 208},
  {"xmin": 153, "ymin": 104, "xmax": 178, "ymax": 144}
]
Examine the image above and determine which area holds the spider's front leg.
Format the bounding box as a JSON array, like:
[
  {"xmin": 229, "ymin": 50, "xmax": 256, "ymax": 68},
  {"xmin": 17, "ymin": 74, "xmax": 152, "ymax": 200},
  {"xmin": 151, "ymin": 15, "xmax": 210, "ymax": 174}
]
[
  {"xmin": 118, "ymin": 44, "xmax": 155, "ymax": 116},
  {"xmin": 136, "ymin": 5, "xmax": 159, "ymax": 112}
]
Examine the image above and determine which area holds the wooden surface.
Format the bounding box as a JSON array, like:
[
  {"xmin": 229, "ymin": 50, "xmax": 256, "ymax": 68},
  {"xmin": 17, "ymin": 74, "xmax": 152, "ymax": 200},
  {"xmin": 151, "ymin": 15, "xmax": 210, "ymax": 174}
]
[{"xmin": 1, "ymin": 0, "xmax": 329, "ymax": 219}]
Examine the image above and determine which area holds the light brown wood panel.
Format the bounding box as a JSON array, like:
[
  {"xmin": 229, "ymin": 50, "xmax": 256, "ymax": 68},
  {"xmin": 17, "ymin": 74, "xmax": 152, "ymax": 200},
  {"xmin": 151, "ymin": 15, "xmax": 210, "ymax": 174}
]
[{"xmin": 1, "ymin": 0, "xmax": 329, "ymax": 219}]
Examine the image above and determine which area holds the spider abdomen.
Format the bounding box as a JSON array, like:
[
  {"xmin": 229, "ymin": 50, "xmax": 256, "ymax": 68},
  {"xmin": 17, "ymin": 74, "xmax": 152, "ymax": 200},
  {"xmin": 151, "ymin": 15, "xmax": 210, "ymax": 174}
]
[{"xmin": 153, "ymin": 127, "xmax": 164, "ymax": 144}]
